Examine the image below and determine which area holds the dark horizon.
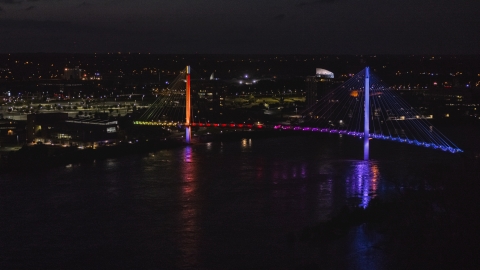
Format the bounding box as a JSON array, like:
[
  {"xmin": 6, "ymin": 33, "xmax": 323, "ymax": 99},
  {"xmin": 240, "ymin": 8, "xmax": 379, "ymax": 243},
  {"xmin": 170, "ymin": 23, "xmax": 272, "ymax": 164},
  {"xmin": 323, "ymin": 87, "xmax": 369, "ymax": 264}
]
[
  {"xmin": 3, "ymin": 52, "xmax": 480, "ymax": 56},
  {"xmin": 1, "ymin": 1, "xmax": 480, "ymax": 55}
]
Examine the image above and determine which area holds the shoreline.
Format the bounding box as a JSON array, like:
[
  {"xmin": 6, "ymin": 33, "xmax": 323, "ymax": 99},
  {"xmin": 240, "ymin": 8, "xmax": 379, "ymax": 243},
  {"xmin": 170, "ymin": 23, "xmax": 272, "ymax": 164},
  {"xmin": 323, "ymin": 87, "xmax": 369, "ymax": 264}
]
[
  {"xmin": 0, "ymin": 129, "xmax": 302, "ymax": 175},
  {"xmin": 0, "ymin": 139, "xmax": 186, "ymax": 175},
  {"xmin": 1, "ymin": 127, "xmax": 475, "ymax": 175}
]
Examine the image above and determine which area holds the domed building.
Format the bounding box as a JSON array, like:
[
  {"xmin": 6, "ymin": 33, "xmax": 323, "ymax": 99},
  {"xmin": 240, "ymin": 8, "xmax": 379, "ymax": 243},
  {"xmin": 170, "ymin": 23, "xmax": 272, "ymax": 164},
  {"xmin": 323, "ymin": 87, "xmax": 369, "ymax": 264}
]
[{"xmin": 315, "ymin": 68, "xmax": 334, "ymax": 79}]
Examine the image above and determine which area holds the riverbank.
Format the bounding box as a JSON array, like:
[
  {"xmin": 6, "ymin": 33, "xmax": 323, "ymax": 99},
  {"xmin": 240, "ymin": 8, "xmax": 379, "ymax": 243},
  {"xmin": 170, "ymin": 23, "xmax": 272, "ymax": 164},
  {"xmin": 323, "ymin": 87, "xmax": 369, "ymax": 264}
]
[
  {"xmin": 0, "ymin": 129, "xmax": 304, "ymax": 175},
  {"xmin": 0, "ymin": 139, "xmax": 186, "ymax": 174}
]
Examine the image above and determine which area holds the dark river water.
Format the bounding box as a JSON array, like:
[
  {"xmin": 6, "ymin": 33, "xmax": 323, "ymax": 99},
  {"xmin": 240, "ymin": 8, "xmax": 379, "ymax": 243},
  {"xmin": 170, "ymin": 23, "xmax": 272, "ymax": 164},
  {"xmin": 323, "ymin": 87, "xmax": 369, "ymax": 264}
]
[{"xmin": 0, "ymin": 134, "xmax": 463, "ymax": 269}]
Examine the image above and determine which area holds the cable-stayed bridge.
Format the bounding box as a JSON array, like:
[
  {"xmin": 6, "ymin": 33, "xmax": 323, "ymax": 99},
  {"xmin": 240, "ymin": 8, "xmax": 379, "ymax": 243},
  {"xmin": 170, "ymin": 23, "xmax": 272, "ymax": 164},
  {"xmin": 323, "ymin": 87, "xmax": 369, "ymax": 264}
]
[
  {"xmin": 134, "ymin": 66, "xmax": 264, "ymax": 142},
  {"xmin": 134, "ymin": 66, "xmax": 462, "ymax": 159}
]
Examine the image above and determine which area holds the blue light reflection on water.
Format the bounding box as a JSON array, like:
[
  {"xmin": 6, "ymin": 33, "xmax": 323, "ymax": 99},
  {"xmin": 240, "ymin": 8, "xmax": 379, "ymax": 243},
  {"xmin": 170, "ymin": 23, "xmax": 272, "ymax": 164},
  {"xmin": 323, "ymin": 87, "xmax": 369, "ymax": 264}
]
[
  {"xmin": 0, "ymin": 135, "xmax": 457, "ymax": 269},
  {"xmin": 346, "ymin": 161, "xmax": 380, "ymax": 208}
]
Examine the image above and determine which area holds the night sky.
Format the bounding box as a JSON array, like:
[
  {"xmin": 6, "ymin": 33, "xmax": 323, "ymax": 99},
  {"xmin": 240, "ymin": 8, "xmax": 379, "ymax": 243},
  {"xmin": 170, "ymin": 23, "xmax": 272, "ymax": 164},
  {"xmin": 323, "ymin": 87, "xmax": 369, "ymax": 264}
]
[{"xmin": 0, "ymin": 0, "xmax": 479, "ymax": 54}]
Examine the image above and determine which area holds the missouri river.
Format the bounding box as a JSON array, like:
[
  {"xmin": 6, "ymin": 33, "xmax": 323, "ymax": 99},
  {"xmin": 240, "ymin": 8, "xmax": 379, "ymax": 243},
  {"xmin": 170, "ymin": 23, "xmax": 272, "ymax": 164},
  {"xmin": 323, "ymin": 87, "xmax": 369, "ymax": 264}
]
[{"xmin": 0, "ymin": 134, "xmax": 462, "ymax": 269}]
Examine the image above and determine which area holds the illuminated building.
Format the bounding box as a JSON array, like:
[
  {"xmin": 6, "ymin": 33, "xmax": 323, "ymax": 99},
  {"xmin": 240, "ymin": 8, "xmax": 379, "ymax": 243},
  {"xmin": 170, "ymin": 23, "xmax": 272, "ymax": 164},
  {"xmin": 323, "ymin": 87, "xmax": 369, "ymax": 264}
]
[
  {"xmin": 86, "ymin": 73, "xmax": 102, "ymax": 81},
  {"xmin": 65, "ymin": 117, "xmax": 118, "ymax": 145},
  {"xmin": 192, "ymin": 79, "xmax": 226, "ymax": 119},
  {"xmin": 63, "ymin": 66, "xmax": 84, "ymax": 80},
  {"xmin": 27, "ymin": 113, "xmax": 68, "ymax": 143},
  {"xmin": 0, "ymin": 119, "xmax": 26, "ymax": 144},
  {"xmin": 306, "ymin": 68, "xmax": 335, "ymax": 107},
  {"xmin": 26, "ymin": 113, "xmax": 117, "ymax": 146}
]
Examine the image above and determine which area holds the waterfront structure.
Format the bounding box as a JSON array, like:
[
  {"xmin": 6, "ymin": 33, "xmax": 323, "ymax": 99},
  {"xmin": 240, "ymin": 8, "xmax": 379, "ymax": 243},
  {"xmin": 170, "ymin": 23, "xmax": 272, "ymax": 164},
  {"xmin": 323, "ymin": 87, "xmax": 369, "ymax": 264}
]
[
  {"xmin": 135, "ymin": 66, "xmax": 462, "ymax": 154},
  {"xmin": 27, "ymin": 113, "xmax": 68, "ymax": 143},
  {"xmin": 0, "ymin": 119, "xmax": 26, "ymax": 144},
  {"xmin": 65, "ymin": 117, "xmax": 118, "ymax": 145},
  {"xmin": 26, "ymin": 112, "xmax": 118, "ymax": 146}
]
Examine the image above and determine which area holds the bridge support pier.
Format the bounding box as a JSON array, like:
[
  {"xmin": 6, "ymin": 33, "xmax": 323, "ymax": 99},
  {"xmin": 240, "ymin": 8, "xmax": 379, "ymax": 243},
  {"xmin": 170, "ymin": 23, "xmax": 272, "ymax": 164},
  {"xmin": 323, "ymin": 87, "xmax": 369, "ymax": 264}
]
[
  {"xmin": 364, "ymin": 67, "xmax": 370, "ymax": 161},
  {"xmin": 186, "ymin": 126, "xmax": 191, "ymax": 144}
]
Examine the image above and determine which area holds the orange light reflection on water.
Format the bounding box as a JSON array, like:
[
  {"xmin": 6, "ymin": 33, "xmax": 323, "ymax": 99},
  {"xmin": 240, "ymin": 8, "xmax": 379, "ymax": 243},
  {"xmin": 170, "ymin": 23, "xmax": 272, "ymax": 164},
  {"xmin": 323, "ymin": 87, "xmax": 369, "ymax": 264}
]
[{"xmin": 178, "ymin": 146, "xmax": 200, "ymax": 268}]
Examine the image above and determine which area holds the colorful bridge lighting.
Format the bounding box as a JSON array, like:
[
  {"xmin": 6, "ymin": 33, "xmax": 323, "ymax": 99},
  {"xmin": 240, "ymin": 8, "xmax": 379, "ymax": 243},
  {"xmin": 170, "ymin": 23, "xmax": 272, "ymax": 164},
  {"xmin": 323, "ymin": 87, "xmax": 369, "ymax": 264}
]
[
  {"xmin": 134, "ymin": 121, "xmax": 264, "ymax": 129},
  {"xmin": 135, "ymin": 66, "xmax": 461, "ymax": 154},
  {"xmin": 273, "ymin": 124, "xmax": 463, "ymax": 153}
]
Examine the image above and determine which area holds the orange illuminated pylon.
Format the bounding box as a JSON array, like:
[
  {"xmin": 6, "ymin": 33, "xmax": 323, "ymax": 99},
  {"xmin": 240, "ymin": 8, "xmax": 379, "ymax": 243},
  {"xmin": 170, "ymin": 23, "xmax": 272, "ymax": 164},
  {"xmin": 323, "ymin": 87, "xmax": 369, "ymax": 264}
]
[
  {"xmin": 185, "ymin": 66, "xmax": 192, "ymax": 143},
  {"xmin": 186, "ymin": 66, "xmax": 191, "ymax": 126}
]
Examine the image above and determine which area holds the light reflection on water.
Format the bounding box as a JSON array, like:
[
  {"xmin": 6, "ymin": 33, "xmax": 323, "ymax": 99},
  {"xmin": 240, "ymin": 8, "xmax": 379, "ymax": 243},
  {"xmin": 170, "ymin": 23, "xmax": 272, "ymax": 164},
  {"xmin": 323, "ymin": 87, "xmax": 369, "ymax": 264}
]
[
  {"xmin": 179, "ymin": 139, "xmax": 387, "ymax": 268},
  {"xmin": 206, "ymin": 142, "xmax": 212, "ymax": 151},
  {"xmin": 340, "ymin": 162, "xmax": 383, "ymax": 270},
  {"xmin": 241, "ymin": 138, "xmax": 252, "ymax": 151},
  {"xmin": 178, "ymin": 146, "xmax": 200, "ymax": 268},
  {"xmin": 1, "ymin": 135, "xmax": 451, "ymax": 269},
  {"xmin": 346, "ymin": 161, "xmax": 380, "ymax": 208}
]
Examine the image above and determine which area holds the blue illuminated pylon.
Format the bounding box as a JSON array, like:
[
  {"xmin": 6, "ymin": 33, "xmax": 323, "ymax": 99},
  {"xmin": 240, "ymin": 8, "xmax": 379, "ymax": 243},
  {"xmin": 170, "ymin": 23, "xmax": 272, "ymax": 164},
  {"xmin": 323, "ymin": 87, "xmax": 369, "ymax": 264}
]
[
  {"xmin": 279, "ymin": 66, "xmax": 462, "ymax": 154},
  {"xmin": 364, "ymin": 67, "xmax": 370, "ymax": 160}
]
